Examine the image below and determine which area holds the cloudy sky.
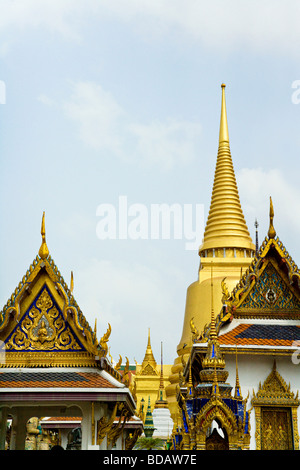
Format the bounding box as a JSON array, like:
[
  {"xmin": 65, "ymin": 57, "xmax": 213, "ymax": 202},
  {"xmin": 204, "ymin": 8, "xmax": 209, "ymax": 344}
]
[{"xmin": 0, "ymin": 1, "xmax": 300, "ymax": 365}]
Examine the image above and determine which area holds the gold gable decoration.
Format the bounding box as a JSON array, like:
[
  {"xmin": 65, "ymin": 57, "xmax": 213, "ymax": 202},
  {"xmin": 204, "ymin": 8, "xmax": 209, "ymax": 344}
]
[
  {"xmin": 5, "ymin": 287, "xmax": 83, "ymax": 352},
  {"xmin": 252, "ymin": 361, "xmax": 299, "ymax": 407},
  {"xmin": 230, "ymin": 258, "xmax": 300, "ymax": 317},
  {"xmin": 0, "ymin": 214, "xmax": 121, "ymax": 377},
  {"xmin": 138, "ymin": 328, "xmax": 158, "ymax": 376},
  {"xmin": 227, "ymin": 198, "xmax": 300, "ymax": 318},
  {"xmin": 140, "ymin": 363, "xmax": 158, "ymax": 376}
]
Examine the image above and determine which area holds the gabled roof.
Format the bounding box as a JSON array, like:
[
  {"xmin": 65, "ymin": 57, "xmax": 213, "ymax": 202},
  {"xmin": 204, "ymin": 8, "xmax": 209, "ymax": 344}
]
[
  {"xmin": 226, "ymin": 236, "xmax": 300, "ymax": 319},
  {"xmin": 221, "ymin": 198, "xmax": 300, "ymax": 320},
  {"xmin": 0, "ymin": 214, "xmax": 118, "ymax": 377},
  {"xmin": 0, "ymin": 368, "xmax": 120, "ymax": 389},
  {"xmin": 200, "ymin": 199, "xmax": 300, "ymax": 351}
]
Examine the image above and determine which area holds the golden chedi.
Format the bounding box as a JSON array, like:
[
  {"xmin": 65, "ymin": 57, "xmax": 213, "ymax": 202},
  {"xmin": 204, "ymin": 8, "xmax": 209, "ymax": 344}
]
[{"xmin": 166, "ymin": 85, "xmax": 256, "ymax": 420}]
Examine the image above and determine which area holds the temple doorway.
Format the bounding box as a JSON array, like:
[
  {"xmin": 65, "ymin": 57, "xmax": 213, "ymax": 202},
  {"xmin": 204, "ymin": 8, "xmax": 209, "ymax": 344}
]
[
  {"xmin": 205, "ymin": 420, "xmax": 229, "ymax": 450},
  {"xmin": 261, "ymin": 407, "xmax": 293, "ymax": 450}
]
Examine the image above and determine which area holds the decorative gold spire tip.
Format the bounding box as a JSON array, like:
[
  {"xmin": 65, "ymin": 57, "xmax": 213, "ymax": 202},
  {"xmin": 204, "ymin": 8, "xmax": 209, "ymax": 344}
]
[
  {"xmin": 219, "ymin": 83, "xmax": 229, "ymax": 143},
  {"xmin": 38, "ymin": 211, "xmax": 49, "ymax": 260},
  {"xmin": 268, "ymin": 196, "xmax": 276, "ymax": 239}
]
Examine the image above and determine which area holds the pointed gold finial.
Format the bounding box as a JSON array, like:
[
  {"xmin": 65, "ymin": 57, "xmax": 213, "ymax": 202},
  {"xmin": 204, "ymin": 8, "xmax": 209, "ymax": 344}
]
[
  {"xmin": 160, "ymin": 341, "xmax": 164, "ymax": 388},
  {"xmin": 219, "ymin": 84, "xmax": 229, "ymax": 143},
  {"xmin": 268, "ymin": 196, "xmax": 276, "ymax": 239},
  {"xmin": 234, "ymin": 345, "xmax": 243, "ymax": 399},
  {"xmin": 155, "ymin": 342, "xmax": 169, "ymax": 408},
  {"xmin": 212, "ymin": 362, "xmax": 220, "ymax": 397},
  {"xmin": 188, "ymin": 350, "xmax": 193, "ymax": 396},
  {"xmin": 38, "ymin": 211, "xmax": 49, "ymax": 260},
  {"xmin": 70, "ymin": 271, "xmax": 74, "ymax": 293},
  {"xmin": 141, "ymin": 328, "xmax": 157, "ymax": 370}
]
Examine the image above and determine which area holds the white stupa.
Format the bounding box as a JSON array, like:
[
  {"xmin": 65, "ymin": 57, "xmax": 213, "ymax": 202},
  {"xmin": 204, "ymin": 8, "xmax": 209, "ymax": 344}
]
[{"xmin": 152, "ymin": 343, "xmax": 174, "ymax": 440}]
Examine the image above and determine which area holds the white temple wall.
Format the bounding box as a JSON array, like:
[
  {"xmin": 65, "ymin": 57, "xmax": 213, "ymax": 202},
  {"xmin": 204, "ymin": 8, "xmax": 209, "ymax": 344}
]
[{"xmin": 224, "ymin": 352, "xmax": 300, "ymax": 450}]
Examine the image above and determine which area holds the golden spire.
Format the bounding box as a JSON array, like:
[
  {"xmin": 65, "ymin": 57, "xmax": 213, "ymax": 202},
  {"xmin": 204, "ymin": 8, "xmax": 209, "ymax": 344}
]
[
  {"xmin": 155, "ymin": 342, "xmax": 169, "ymax": 408},
  {"xmin": 38, "ymin": 211, "xmax": 49, "ymax": 260},
  {"xmin": 141, "ymin": 328, "xmax": 157, "ymax": 369},
  {"xmin": 268, "ymin": 196, "xmax": 276, "ymax": 239},
  {"xmin": 201, "ymin": 263, "xmax": 225, "ymax": 370},
  {"xmin": 159, "ymin": 342, "xmax": 164, "ymax": 389},
  {"xmin": 199, "ymin": 84, "xmax": 255, "ymax": 254},
  {"xmin": 234, "ymin": 345, "xmax": 242, "ymax": 399},
  {"xmin": 188, "ymin": 350, "xmax": 193, "ymax": 396}
]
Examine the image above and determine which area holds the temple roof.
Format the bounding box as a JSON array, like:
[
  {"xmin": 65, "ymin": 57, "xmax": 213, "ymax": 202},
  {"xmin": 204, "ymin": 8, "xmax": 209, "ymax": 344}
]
[
  {"xmin": 218, "ymin": 322, "xmax": 300, "ymax": 347},
  {"xmin": 139, "ymin": 329, "xmax": 158, "ymax": 376},
  {"xmin": 225, "ymin": 234, "xmax": 300, "ymax": 320},
  {"xmin": 0, "ymin": 368, "xmax": 121, "ymax": 389},
  {"xmin": 0, "ymin": 213, "xmax": 120, "ymax": 379},
  {"xmin": 200, "ymin": 199, "xmax": 300, "ymax": 351}
]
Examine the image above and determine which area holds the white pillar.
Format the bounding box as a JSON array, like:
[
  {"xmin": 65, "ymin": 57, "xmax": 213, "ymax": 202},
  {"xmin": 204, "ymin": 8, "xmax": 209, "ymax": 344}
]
[
  {"xmin": 80, "ymin": 403, "xmax": 93, "ymax": 450},
  {"xmin": 60, "ymin": 429, "xmax": 69, "ymax": 450},
  {"xmin": 10, "ymin": 409, "xmax": 28, "ymax": 450},
  {"xmin": 0, "ymin": 407, "xmax": 8, "ymax": 450},
  {"xmin": 81, "ymin": 402, "xmax": 106, "ymax": 450}
]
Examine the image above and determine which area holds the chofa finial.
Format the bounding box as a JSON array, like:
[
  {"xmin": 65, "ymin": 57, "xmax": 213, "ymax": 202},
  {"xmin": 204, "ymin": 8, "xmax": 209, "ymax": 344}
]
[
  {"xmin": 38, "ymin": 211, "xmax": 49, "ymax": 260},
  {"xmin": 268, "ymin": 197, "xmax": 276, "ymax": 239},
  {"xmin": 70, "ymin": 271, "xmax": 74, "ymax": 293}
]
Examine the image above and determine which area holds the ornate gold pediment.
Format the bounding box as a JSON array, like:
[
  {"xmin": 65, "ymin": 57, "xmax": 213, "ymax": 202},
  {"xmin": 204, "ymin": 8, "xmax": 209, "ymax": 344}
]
[
  {"xmin": 140, "ymin": 363, "xmax": 158, "ymax": 376},
  {"xmin": 222, "ymin": 233, "xmax": 300, "ymax": 321},
  {"xmin": 236, "ymin": 260, "xmax": 300, "ymax": 314},
  {"xmin": 5, "ymin": 286, "xmax": 85, "ymax": 353},
  {"xmin": 252, "ymin": 361, "xmax": 299, "ymax": 407}
]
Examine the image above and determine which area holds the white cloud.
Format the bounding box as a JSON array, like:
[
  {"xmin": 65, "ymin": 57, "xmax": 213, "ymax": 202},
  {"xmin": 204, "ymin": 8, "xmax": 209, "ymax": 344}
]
[
  {"xmin": 63, "ymin": 81, "xmax": 125, "ymax": 157},
  {"xmin": 61, "ymin": 81, "xmax": 201, "ymax": 170},
  {"xmin": 129, "ymin": 119, "xmax": 201, "ymax": 171},
  {"xmin": 91, "ymin": 1, "xmax": 300, "ymax": 57},
  {"xmin": 1, "ymin": 1, "xmax": 300, "ymax": 57},
  {"xmin": 37, "ymin": 94, "xmax": 56, "ymax": 107},
  {"xmin": 0, "ymin": 0, "xmax": 85, "ymax": 41}
]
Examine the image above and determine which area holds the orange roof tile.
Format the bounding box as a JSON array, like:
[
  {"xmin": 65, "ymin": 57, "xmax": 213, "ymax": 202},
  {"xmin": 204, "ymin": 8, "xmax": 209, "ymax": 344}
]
[
  {"xmin": 218, "ymin": 323, "xmax": 300, "ymax": 347},
  {"xmin": 0, "ymin": 371, "xmax": 117, "ymax": 389}
]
